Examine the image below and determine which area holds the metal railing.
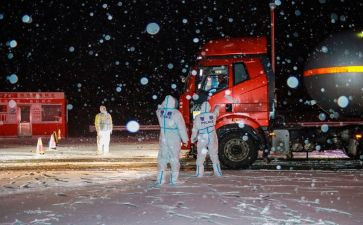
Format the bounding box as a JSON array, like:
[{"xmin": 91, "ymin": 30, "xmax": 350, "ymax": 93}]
[{"xmin": 89, "ymin": 125, "xmax": 160, "ymax": 132}]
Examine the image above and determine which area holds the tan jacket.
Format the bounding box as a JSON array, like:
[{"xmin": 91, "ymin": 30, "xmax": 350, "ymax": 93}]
[{"xmin": 95, "ymin": 112, "xmax": 113, "ymax": 132}]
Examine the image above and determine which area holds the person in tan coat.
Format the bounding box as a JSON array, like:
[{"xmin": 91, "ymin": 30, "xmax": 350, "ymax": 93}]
[{"xmin": 95, "ymin": 105, "xmax": 113, "ymax": 154}]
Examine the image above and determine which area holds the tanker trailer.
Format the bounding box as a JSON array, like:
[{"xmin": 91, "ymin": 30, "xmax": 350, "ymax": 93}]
[
  {"xmin": 300, "ymin": 31, "xmax": 363, "ymax": 159},
  {"xmin": 178, "ymin": 2, "xmax": 363, "ymax": 168}
]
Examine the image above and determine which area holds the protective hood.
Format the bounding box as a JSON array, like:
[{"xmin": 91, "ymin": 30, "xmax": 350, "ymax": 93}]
[
  {"xmin": 201, "ymin": 101, "xmax": 211, "ymax": 113},
  {"xmin": 161, "ymin": 95, "xmax": 177, "ymax": 109}
]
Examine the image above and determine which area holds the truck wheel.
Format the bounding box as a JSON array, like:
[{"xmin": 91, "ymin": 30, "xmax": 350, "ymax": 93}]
[{"xmin": 218, "ymin": 131, "xmax": 258, "ymax": 169}]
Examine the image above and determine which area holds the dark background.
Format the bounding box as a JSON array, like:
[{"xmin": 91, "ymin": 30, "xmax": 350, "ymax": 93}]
[{"xmin": 1, "ymin": 0, "xmax": 362, "ymax": 136}]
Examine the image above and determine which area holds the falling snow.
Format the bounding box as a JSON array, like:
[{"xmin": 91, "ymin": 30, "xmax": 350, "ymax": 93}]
[
  {"xmin": 1, "ymin": 2, "xmax": 363, "ymax": 223},
  {"xmin": 0, "ymin": 1, "xmax": 361, "ymax": 135}
]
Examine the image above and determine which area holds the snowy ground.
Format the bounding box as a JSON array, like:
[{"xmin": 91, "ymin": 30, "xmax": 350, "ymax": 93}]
[
  {"xmin": 0, "ymin": 169, "xmax": 155, "ymax": 196},
  {"xmin": 0, "ymin": 137, "xmax": 160, "ymax": 170},
  {"xmin": 0, "ymin": 136, "xmax": 160, "ymax": 172},
  {"xmin": 0, "ymin": 136, "xmax": 354, "ymax": 163},
  {"xmin": 2, "ymin": 135, "xmax": 361, "ymax": 171},
  {"xmin": 0, "ymin": 169, "xmax": 363, "ymax": 225},
  {"xmin": 0, "ymin": 136, "xmax": 159, "ymax": 161},
  {"xmin": 0, "ymin": 137, "xmax": 363, "ymax": 224}
]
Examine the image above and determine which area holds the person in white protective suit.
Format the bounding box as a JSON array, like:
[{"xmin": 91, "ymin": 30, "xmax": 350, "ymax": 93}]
[
  {"xmin": 191, "ymin": 101, "xmax": 222, "ymax": 177},
  {"xmin": 156, "ymin": 95, "xmax": 188, "ymax": 185},
  {"xmin": 95, "ymin": 105, "xmax": 113, "ymax": 155}
]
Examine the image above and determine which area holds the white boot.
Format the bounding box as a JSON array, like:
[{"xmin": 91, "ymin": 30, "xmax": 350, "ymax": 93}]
[
  {"xmin": 97, "ymin": 145, "xmax": 103, "ymax": 155},
  {"xmin": 170, "ymin": 171, "xmax": 180, "ymax": 185},
  {"xmin": 156, "ymin": 170, "xmax": 165, "ymax": 185},
  {"xmin": 195, "ymin": 165, "xmax": 204, "ymax": 177},
  {"xmin": 213, "ymin": 163, "xmax": 222, "ymax": 177},
  {"xmin": 103, "ymin": 145, "xmax": 109, "ymax": 154}
]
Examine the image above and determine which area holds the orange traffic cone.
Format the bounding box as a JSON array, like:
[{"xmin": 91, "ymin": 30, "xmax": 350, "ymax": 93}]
[
  {"xmin": 57, "ymin": 129, "xmax": 61, "ymax": 141},
  {"xmin": 36, "ymin": 137, "xmax": 45, "ymax": 155},
  {"xmin": 53, "ymin": 131, "xmax": 59, "ymax": 145},
  {"xmin": 49, "ymin": 133, "xmax": 57, "ymax": 150}
]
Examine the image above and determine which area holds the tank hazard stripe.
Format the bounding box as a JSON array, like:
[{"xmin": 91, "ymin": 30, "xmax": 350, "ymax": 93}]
[{"xmin": 304, "ymin": 66, "xmax": 363, "ymax": 77}]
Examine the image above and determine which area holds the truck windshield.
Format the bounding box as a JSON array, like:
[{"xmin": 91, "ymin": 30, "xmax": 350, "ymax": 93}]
[{"xmin": 196, "ymin": 65, "xmax": 228, "ymax": 93}]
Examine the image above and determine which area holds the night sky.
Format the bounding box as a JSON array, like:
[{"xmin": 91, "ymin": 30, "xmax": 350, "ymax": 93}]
[{"xmin": 1, "ymin": 0, "xmax": 362, "ymax": 135}]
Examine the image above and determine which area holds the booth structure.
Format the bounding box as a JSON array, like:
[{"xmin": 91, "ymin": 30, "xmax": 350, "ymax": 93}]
[{"xmin": 0, "ymin": 92, "xmax": 67, "ymax": 137}]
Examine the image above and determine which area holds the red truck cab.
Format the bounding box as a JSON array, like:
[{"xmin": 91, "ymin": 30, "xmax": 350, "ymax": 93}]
[
  {"xmin": 180, "ymin": 35, "xmax": 363, "ymax": 169},
  {"xmin": 180, "ymin": 37, "xmax": 276, "ymax": 168}
]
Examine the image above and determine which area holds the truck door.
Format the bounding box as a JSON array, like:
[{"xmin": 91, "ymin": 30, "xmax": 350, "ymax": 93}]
[
  {"xmin": 191, "ymin": 65, "xmax": 233, "ymax": 118},
  {"xmin": 231, "ymin": 59, "xmax": 269, "ymax": 127},
  {"xmin": 18, "ymin": 105, "xmax": 32, "ymax": 137}
]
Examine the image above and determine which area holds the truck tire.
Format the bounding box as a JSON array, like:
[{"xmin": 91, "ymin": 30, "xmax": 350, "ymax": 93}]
[{"xmin": 218, "ymin": 131, "xmax": 258, "ymax": 169}]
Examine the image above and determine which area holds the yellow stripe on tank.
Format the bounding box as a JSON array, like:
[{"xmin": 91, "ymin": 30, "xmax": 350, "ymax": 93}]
[{"xmin": 304, "ymin": 66, "xmax": 363, "ymax": 77}]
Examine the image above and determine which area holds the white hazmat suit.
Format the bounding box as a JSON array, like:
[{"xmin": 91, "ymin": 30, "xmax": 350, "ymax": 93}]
[
  {"xmin": 156, "ymin": 95, "xmax": 188, "ymax": 185},
  {"xmin": 191, "ymin": 101, "xmax": 222, "ymax": 177},
  {"xmin": 95, "ymin": 106, "xmax": 113, "ymax": 155}
]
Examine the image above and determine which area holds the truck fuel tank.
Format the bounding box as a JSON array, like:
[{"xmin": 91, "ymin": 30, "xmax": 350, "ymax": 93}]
[{"xmin": 304, "ymin": 31, "xmax": 363, "ymax": 118}]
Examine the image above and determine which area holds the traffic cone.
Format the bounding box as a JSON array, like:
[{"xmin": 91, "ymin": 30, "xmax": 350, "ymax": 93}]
[
  {"xmin": 36, "ymin": 137, "xmax": 45, "ymax": 155},
  {"xmin": 53, "ymin": 131, "xmax": 59, "ymax": 145},
  {"xmin": 57, "ymin": 129, "xmax": 61, "ymax": 141},
  {"xmin": 49, "ymin": 133, "xmax": 57, "ymax": 150}
]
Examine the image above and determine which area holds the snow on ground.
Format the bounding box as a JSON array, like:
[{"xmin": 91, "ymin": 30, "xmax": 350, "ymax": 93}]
[
  {"xmin": 0, "ymin": 170, "xmax": 363, "ymax": 225},
  {"xmin": 0, "ymin": 136, "xmax": 352, "ymax": 162},
  {"xmin": 0, "ymin": 169, "xmax": 156, "ymax": 196},
  {"xmin": 1, "ymin": 137, "xmax": 362, "ymax": 224},
  {"xmin": 0, "ymin": 137, "xmax": 159, "ymax": 161}
]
